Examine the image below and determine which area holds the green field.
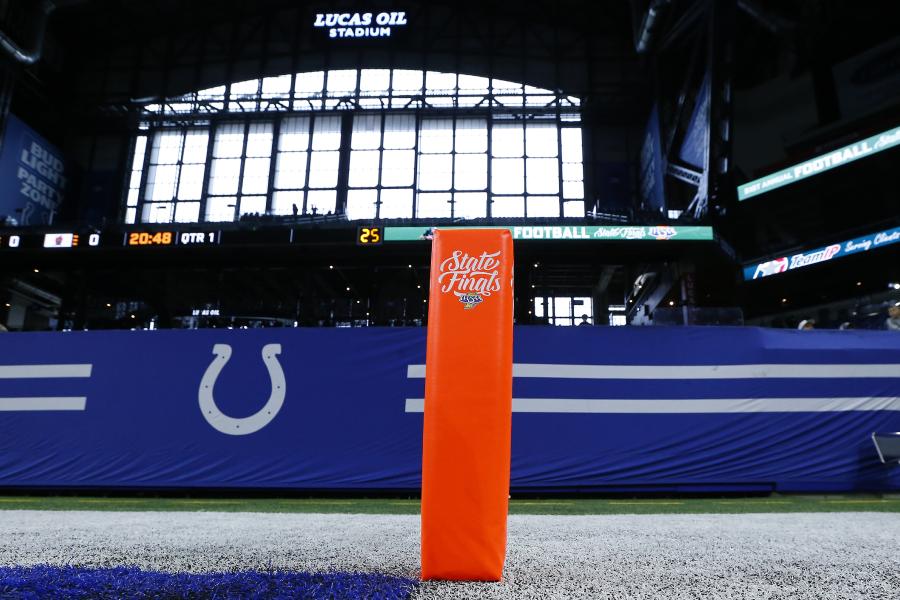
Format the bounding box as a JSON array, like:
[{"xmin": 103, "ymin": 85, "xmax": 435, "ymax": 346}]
[{"xmin": 0, "ymin": 494, "xmax": 898, "ymax": 514}]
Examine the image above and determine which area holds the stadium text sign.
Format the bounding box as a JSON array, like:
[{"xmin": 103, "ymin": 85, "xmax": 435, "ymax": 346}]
[
  {"xmin": 738, "ymin": 125, "xmax": 900, "ymax": 200},
  {"xmin": 744, "ymin": 225, "xmax": 900, "ymax": 280},
  {"xmin": 314, "ymin": 12, "xmax": 407, "ymax": 38},
  {"xmin": 383, "ymin": 225, "xmax": 714, "ymax": 242}
]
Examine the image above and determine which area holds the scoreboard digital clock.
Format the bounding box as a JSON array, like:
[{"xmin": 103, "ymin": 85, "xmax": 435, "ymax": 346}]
[{"xmin": 127, "ymin": 231, "xmax": 174, "ymax": 246}]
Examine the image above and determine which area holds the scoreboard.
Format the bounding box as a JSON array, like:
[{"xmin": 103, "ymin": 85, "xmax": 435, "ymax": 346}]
[{"xmin": 0, "ymin": 228, "xmax": 294, "ymax": 251}]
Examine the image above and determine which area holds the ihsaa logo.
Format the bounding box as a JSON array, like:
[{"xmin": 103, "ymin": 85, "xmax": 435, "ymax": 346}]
[
  {"xmin": 454, "ymin": 292, "xmax": 484, "ymax": 309},
  {"xmin": 649, "ymin": 226, "xmax": 677, "ymax": 240},
  {"xmin": 439, "ymin": 250, "xmax": 502, "ymax": 310}
]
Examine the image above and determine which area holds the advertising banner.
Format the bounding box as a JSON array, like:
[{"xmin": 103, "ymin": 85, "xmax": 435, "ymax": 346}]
[
  {"xmin": 738, "ymin": 125, "xmax": 900, "ymax": 201},
  {"xmin": 744, "ymin": 225, "xmax": 900, "ymax": 280},
  {"xmin": 2, "ymin": 327, "xmax": 899, "ymax": 493},
  {"xmin": 384, "ymin": 225, "xmax": 714, "ymax": 242},
  {"xmin": 0, "ymin": 115, "xmax": 69, "ymax": 226}
]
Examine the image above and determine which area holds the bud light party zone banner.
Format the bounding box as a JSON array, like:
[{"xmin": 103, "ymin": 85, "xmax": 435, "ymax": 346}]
[
  {"xmin": 1, "ymin": 327, "xmax": 899, "ymax": 493},
  {"xmin": 0, "ymin": 115, "xmax": 69, "ymax": 226},
  {"xmin": 745, "ymin": 225, "xmax": 900, "ymax": 280}
]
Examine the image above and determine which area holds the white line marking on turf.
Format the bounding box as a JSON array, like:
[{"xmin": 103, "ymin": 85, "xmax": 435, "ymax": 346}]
[
  {"xmin": 404, "ymin": 397, "xmax": 900, "ymax": 414},
  {"xmin": 406, "ymin": 363, "xmax": 900, "ymax": 379},
  {"xmin": 0, "ymin": 397, "xmax": 87, "ymax": 411}
]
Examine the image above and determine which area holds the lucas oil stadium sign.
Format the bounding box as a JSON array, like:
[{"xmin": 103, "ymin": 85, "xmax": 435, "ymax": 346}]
[
  {"xmin": 737, "ymin": 125, "xmax": 900, "ymax": 200},
  {"xmin": 314, "ymin": 12, "xmax": 408, "ymax": 38},
  {"xmin": 744, "ymin": 224, "xmax": 900, "ymax": 280},
  {"xmin": 383, "ymin": 225, "xmax": 714, "ymax": 242}
]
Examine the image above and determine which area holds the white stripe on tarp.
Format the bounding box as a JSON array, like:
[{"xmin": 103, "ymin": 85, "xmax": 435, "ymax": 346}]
[
  {"xmin": 406, "ymin": 363, "xmax": 900, "ymax": 380},
  {"xmin": 0, "ymin": 397, "xmax": 87, "ymax": 411},
  {"xmin": 403, "ymin": 397, "xmax": 900, "ymax": 414},
  {"xmin": 0, "ymin": 364, "xmax": 93, "ymax": 379}
]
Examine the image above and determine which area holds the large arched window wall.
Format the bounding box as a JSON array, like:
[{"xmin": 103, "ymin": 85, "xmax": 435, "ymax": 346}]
[{"xmin": 125, "ymin": 69, "xmax": 584, "ymax": 224}]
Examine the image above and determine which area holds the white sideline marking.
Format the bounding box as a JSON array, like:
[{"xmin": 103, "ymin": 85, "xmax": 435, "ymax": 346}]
[
  {"xmin": 406, "ymin": 363, "xmax": 900, "ymax": 380},
  {"xmin": 403, "ymin": 397, "xmax": 900, "ymax": 414},
  {"xmin": 0, "ymin": 397, "xmax": 87, "ymax": 411},
  {"xmin": 0, "ymin": 364, "xmax": 93, "ymax": 379}
]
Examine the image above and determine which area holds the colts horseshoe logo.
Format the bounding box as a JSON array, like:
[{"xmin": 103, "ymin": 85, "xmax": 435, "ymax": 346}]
[{"xmin": 198, "ymin": 343, "xmax": 286, "ymax": 435}]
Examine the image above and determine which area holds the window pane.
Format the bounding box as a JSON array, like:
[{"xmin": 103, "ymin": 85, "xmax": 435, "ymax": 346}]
[
  {"xmin": 177, "ymin": 163, "xmax": 206, "ymax": 200},
  {"xmin": 326, "ymin": 69, "xmax": 358, "ymax": 95},
  {"xmin": 295, "ymin": 71, "xmax": 324, "ymax": 97},
  {"xmin": 491, "ymin": 158, "xmax": 524, "ymax": 194},
  {"xmin": 455, "ymin": 119, "xmax": 487, "ymax": 153},
  {"xmin": 457, "ymin": 74, "xmax": 489, "ymax": 94},
  {"xmin": 534, "ymin": 298, "xmax": 545, "ymax": 318},
  {"xmin": 241, "ymin": 157, "xmax": 271, "ymax": 194},
  {"xmin": 383, "ymin": 114, "xmax": 415, "ymax": 149},
  {"xmin": 127, "ymin": 188, "xmax": 139, "ymax": 207},
  {"xmin": 453, "ymin": 192, "xmax": 487, "ymax": 219},
  {"xmin": 419, "ymin": 119, "xmax": 453, "ymax": 153},
  {"xmin": 307, "ymin": 189, "xmax": 336, "ymax": 214},
  {"xmin": 563, "ymin": 200, "xmax": 585, "ymax": 217},
  {"xmin": 563, "ymin": 180, "xmax": 584, "ymax": 200},
  {"xmin": 205, "ymin": 196, "xmax": 236, "ymax": 222},
  {"xmin": 360, "ymin": 69, "xmax": 390, "ymax": 94},
  {"xmin": 230, "ymin": 78, "xmax": 259, "ymax": 97},
  {"xmin": 425, "ymin": 71, "xmax": 457, "ymax": 94},
  {"xmin": 563, "ymin": 161, "xmax": 584, "ymax": 182},
  {"xmin": 574, "ymin": 297, "xmax": 593, "ymax": 319},
  {"xmin": 174, "ymin": 201, "xmax": 200, "ymax": 223},
  {"xmin": 272, "ymin": 190, "xmax": 303, "ymax": 215},
  {"xmin": 279, "ymin": 117, "xmax": 310, "ymax": 151},
  {"xmin": 349, "ymin": 150, "xmax": 380, "ymax": 187},
  {"xmin": 245, "ymin": 122, "xmax": 273, "ymax": 157},
  {"xmin": 392, "ymin": 69, "xmax": 423, "ymax": 95},
  {"xmin": 454, "ymin": 154, "xmax": 487, "ymax": 190},
  {"xmin": 555, "ymin": 297, "xmax": 572, "ymax": 319},
  {"xmin": 379, "ymin": 188, "xmax": 413, "ymax": 218},
  {"xmin": 491, "ymin": 196, "xmax": 524, "ymax": 218},
  {"xmin": 275, "ymin": 151, "xmax": 308, "ymax": 189},
  {"xmin": 526, "ymin": 195, "xmax": 559, "ymax": 218},
  {"xmin": 526, "ymin": 123, "xmax": 558, "ymax": 157},
  {"xmin": 491, "ymin": 123, "xmax": 523, "ymax": 157},
  {"xmin": 418, "ymin": 154, "xmax": 452, "ymax": 190},
  {"xmin": 352, "ymin": 114, "xmax": 381, "ymax": 149},
  {"xmin": 308, "ymin": 151, "xmax": 340, "ymax": 188},
  {"xmin": 208, "ymin": 158, "xmax": 241, "ymax": 195},
  {"xmin": 312, "ymin": 116, "xmax": 342, "ymax": 150},
  {"xmin": 182, "ymin": 130, "xmax": 209, "ymax": 163},
  {"xmin": 150, "ymin": 130, "xmax": 183, "ymax": 164},
  {"xmin": 213, "ymin": 124, "xmax": 245, "ymax": 158},
  {"xmin": 238, "ymin": 195, "xmax": 266, "ymax": 216},
  {"xmin": 416, "ymin": 192, "xmax": 451, "ymax": 218},
  {"xmin": 125, "ymin": 207, "xmax": 136, "ymax": 224},
  {"xmin": 526, "ymin": 157, "xmax": 559, "ymax": 194},
  {"xmin": 346, "ymin": 189, "xmax": 377, "ymax": 220},
  {"xmin": 131, "ymin": 136, "xmax": 147, "ymax": 171},
  {"xmin": 262, "ymin": 74, "xmax": 291, "ymax": 97},
  {"xmin": 381, "ymin": 149, "xmax": 414, "ymax": 187},
  {"xmin": 145, "ymin": 164, "xmax": 178, "ymax": 200},
  {"xmin": 561, "ymin": 128, "xmax": 583, "ymax": 163},
  {"xmin": 141, "ymin": 202, "xmax": 174, "ymax": 223}
]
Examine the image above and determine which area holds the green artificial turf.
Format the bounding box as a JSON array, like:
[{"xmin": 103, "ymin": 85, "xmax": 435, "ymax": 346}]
[{"xmin": 0, "ymin": 494, "xmax": 897, "ymax": 514}]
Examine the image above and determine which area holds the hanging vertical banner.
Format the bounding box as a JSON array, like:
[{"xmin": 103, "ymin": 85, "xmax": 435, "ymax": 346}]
[
  {"xmin": 640, "ymin": 105, "xmax": 666, "ymax": 213},
  {"xmin": 0, "ymin": 114, "xmax": 69, "ymax": 226},
  {"xmin": 420, "ymin": 229, "xmax": 514, "ymax": 581},
  {"xmin": 679, "ymin": 73, "xmax": 710, "ymax": 171}
]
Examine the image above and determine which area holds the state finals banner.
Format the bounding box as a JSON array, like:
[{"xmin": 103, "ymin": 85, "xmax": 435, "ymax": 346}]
[{"xmin": 420, "ymin": 229, "xmax": 514, "ymax": 581}]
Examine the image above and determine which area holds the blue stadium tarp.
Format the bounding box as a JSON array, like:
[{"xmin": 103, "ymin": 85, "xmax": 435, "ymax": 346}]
[{"xmin": 1, "ymin": 326, "xmax": 899, "ymax": 493}]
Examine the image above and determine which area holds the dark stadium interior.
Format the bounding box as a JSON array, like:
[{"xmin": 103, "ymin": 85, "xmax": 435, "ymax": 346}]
[{"xmin": 1, "ymin": 0, "xmax": 898, "ymax": 331}]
